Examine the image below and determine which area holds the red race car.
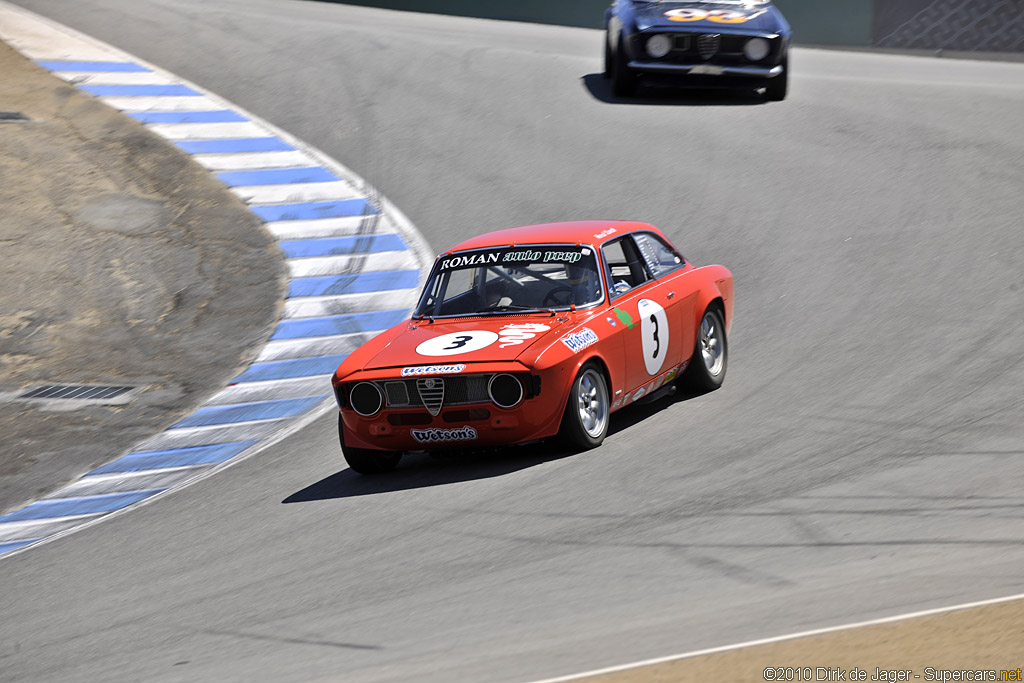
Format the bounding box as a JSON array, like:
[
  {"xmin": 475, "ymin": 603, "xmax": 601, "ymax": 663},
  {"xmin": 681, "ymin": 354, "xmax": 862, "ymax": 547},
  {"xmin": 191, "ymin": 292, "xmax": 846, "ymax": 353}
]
[{"xmin": 332, "ymin": 220, "xmax": 733, "ymax": 473}]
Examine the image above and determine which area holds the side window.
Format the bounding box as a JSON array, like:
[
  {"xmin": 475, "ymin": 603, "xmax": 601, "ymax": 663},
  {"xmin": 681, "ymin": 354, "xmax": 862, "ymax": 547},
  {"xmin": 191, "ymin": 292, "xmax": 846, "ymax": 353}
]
[
  {"xmin": 602, "ymin": 237, "xmax": 652, "ymax": 298},
  {"xmin": 634, "ymin": 232, "xmax": 684, "ymax": 278}
]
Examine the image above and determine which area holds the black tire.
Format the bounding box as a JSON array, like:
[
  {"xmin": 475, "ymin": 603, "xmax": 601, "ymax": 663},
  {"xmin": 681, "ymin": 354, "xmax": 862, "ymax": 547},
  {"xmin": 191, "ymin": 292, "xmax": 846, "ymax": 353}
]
[
  {"xmin": 339, "ymin": 413, "xmax": 402, "ymax": 474},
  {"xmin": 610, "ymin": 35, "xmax": 638, "ymax": 97},
  {"xmin": 559, "ymin": 362, "xmax": 610, "ymax": 450},
  {"xmin": 603, "ymin": 31, "xmax": 613, "ymax": 78},
  {"xmin": 764, "ymin": 55, "xmax": 788, "ymax": 101},
  {"xmin": 681, "ymin": 307, "xmax": 728, "ymax": 393}
]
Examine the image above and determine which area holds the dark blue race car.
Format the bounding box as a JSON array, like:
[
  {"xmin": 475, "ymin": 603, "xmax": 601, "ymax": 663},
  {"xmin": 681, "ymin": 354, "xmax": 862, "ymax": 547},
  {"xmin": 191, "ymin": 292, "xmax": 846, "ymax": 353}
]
[{"xmin": 604, "ymin": 0, "xmax": 791, "ymax": 100}]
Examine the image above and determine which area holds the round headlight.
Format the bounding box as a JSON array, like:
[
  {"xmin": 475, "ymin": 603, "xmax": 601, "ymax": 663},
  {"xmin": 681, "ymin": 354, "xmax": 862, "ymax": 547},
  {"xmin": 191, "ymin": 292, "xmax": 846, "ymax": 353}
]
[
  {"xmin": 744, "ymin": 38, "xmax": 770, "ymax": 62},
  {"xmin": 350, "ymin": 382, "xmax": 383, "ymax": 416},
  {"xmin": 488, "ymin": 374, "xmax": 524, "ymax": 409},
  {"xmin": 645, "ymin": 34, "xmax": 673, "ymax": 59}
]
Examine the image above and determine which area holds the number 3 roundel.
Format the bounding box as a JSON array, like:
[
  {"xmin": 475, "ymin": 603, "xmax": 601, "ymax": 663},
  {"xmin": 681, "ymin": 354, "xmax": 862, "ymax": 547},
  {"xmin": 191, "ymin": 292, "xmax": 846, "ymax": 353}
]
[
  {"xmin": 638, "ymin": 299, "xmax": 669, "ymax": 376},
  {"xmin": 416, "ymin": 331, "xmax": 499, "ymax": 357}
]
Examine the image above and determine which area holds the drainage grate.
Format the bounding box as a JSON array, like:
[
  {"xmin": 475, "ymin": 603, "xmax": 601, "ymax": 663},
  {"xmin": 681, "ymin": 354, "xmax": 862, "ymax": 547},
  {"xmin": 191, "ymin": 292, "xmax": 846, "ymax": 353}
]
[
  {"xmin": 0, "ymin": 111, "xmax": 31, "ymax": 123},
  {"xmin": 18, "ymin": 385, "xmax": 137, "ymax": 401}
]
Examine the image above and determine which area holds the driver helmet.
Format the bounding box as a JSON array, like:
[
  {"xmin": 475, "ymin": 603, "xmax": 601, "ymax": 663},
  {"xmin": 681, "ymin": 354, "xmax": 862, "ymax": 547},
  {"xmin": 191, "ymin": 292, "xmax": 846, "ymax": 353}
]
[{"xmin": 566, "ymin": 263, "xmax": 592, "ymax": 286}]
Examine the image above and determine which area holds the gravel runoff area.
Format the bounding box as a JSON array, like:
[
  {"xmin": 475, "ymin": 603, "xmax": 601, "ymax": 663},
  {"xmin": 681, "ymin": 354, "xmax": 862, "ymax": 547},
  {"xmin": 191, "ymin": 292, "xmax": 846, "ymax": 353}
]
[
  {"xmin": 0, "ymin": 40, "xmax": 285, "ymax": 514},
  {"xmin": 566, "ymin": 597, "xmax": 1024, "ymax": 682}
]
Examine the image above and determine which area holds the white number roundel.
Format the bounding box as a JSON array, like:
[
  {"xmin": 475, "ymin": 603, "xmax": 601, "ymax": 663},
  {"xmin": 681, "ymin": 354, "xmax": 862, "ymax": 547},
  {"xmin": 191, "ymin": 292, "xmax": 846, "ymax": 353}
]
[
  {"xmin": 638, "ymin": 299, "xmax": 669, "ymax": 376},
  {"xmin": 416, "ymin": 331, "xmax": 498, "ymax": 357}
]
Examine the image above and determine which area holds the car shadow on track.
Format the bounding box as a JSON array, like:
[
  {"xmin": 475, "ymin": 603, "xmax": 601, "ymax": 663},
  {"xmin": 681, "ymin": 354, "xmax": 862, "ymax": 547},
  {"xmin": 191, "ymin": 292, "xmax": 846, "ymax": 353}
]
[
  {"xmin": 282, "ymin": 444, "xmax": 575, "ymax": 501},
  {"xmin": 581, "ymin": 73, "xmax": 767, "ymax": 106},
  {"xmin": 282, "ymin": 386, "xmax": 708, "ymax": 502}
]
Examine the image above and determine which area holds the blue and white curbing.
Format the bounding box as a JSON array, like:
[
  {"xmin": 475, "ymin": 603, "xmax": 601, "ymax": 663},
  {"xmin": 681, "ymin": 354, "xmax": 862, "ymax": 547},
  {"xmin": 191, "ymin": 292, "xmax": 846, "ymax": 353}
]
[{"xmin": 0, "ymin": 1, "xmax": 433, "ymax": 558}]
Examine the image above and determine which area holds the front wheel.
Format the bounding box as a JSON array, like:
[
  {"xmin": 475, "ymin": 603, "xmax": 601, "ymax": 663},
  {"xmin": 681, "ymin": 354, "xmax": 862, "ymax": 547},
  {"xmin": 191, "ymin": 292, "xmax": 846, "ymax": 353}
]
[
  {"xmin": 559, "ymin": 363, "xmax": 610, "ymax": 450},
  {"xmin": 764, "ymin": 56, "xmax": 788, "ymax": 101},
  {"xmin": 339, "ymin": 413, "xmax": 402, "ymax": 474},
  {"xmin": 610, "ymin": 35, "xmax": 638, "ymax": 97},
  {"xmin": 681, "ymin": 307, "xmax": 728, "ymax": 393}
]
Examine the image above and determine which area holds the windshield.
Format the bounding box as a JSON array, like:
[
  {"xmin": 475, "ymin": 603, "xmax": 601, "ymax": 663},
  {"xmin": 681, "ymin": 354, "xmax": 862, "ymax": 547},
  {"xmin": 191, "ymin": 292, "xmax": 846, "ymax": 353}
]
[
  {"xmin": 415, "ymin": 245, "xmax": 604, "ymax": 318},
  {"xmin": 643, "ymin": 1, "xmax": 769, "ymax": 5}
]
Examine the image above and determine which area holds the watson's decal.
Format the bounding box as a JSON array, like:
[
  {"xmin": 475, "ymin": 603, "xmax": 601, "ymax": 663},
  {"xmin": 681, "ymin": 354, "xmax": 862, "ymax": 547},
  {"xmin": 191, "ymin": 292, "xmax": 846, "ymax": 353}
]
[
  {"xmin": 411, "ymin": 426, "xmax": 478, "ymax": 443},
  {"xmin": 561, "ymin": 327, "xmax": 599, "ymax": 353},
  {"xmin": 401, "ymin": 364, "xmax": 466, "ymax": 376}
]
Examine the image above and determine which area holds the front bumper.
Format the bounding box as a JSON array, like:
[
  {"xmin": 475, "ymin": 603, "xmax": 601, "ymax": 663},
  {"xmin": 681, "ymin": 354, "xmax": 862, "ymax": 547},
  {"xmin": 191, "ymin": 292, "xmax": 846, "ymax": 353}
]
[
  {"xmin": 628, "ymin": 61, "xmax": 783, "ymax": 78},
  {"xmin": 337, "ymin": 363, "xmax": 574, "ymax": 452}
]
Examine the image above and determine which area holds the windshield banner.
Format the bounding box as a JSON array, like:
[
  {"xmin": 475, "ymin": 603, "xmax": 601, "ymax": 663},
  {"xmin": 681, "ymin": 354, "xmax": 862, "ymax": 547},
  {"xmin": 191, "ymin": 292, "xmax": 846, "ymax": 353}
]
[{"xmin": 438, "ymin": 248, "xmax": 587, "ymax": 270}]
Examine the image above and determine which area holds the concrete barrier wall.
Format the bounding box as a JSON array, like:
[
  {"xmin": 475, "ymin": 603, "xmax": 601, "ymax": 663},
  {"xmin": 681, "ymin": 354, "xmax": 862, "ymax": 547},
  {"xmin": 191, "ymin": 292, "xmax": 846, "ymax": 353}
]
[
  {"xmin": 775, "ymin": 0, "xmax": 873, "ymax": 46},
  {"xmin": 319, "ymin": 0, "xmax": 872, "ymax": 43},
  {"xmin": 321, "ymin": 1, "xmax": 1024, "ymax": 50},
  {"xmin": 873, "ymin": 0, "xmax": 1024, "ymax": 51},
  {"xmin": 321, "ymin": 0, "xmax": 608, "ymax": 29}
]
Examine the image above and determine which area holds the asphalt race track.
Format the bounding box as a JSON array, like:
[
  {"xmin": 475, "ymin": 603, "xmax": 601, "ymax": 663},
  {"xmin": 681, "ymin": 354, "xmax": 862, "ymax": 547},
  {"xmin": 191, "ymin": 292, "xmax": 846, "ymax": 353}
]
[{"xmin": 3, "ymin": 1, "xmax": 1024, "ymax": 681}]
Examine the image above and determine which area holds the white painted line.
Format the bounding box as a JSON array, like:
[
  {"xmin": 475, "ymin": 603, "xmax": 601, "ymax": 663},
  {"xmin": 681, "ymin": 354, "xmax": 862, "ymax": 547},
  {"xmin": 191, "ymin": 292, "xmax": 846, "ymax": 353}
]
[
  {"xmin": 287, "ymin": 251, "xmax": 418, "ymax": 278},
  {"xmin": 257, "ymin": 332, "xmax": 373, "ymax": 363},
  {"xmin": 53, "ymin": 71, "xmax": 175, "ymax": 85},
  {"xmin": 0, "ymin": 515, "xmax": 105, "ymax": 543},
  {"xmin": 135, "ymin": 419, "xmax": 292, "ymax": 451},
  {"xmin": 265, "ymin": 215, "xmax": 373, "ymax": 240},
  {"xmin": 205, "ymin": 376, "xmax": 333, "ymax": 406},
  {"xmin": 284, "ymin": 290, "xmax": 420, "ymax": 319},
  {"xmin": 524, "ymin": 592, "xmax": 1024, "ymax": 683},
  {"xmin": 47, "ymin": 467, "xmax": 206, "ymax": 498},
  {"xmin": 230, "ymin": 180, "xmax": 362, "ymax": 205},
  {"xmin": 8, "ymin": 395, "xmax": 341, "ymax": 557},
  {"xmin": 192, "ymin": 150, "xmax": 313, "ymax": 171},
  {"xmin": 147, "ymin": 121, "xmax": 268, "ymax": 140},
  {"xmin": 101, "ymin": 95, "xmax": 225, "ymax": 112}
]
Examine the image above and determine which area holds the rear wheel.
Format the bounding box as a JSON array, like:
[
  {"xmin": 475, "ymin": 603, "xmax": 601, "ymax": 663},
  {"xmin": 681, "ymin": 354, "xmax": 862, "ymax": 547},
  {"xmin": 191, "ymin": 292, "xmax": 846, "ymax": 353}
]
[
  {"xmin": 610, "ymin": 35, "xmax": 637, "ymax": 97},
  {"xmin": 764, "ymin": 55, "xmax": 788, "ymax": 101},
  {"xmin": 339, "ymin": 413, "xmax": 402, "ymax": 474},
  {"xmin": 681, "ymin": 307, "xmax": 728, "ymax": 392},
  {"xmin": 559, "ymin": 362, "xmax": 610, "ymax": 449}
]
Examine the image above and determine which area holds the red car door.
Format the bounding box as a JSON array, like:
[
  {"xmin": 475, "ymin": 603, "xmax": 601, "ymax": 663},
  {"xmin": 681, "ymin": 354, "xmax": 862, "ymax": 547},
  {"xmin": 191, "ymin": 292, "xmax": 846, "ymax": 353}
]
[
  {"xmin": 601, "ymin": 234, "xmax": 685, "ymax": 403},
  {"xmin": 633, "ymin": 231, "xmax": 699, "ymax": 372}
]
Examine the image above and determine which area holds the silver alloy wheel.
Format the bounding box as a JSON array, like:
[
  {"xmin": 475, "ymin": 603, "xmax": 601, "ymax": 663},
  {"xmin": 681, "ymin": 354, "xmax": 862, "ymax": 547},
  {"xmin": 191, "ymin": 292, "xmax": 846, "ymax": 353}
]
[
  {"xmin": 700, "ymin": 311, "xmax": 725, "ymax": 377},
  {"xmin": 576, "ymin": 368, "xmax": 609, "ymax": 438}
]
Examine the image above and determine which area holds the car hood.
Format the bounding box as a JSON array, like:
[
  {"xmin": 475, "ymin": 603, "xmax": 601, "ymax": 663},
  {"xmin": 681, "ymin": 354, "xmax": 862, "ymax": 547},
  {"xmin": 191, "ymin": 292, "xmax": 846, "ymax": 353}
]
[
  {"xmin": 635, "ymin": 2, "xmax": 786, "ymax": 33},
  {"xmin": 363, "ymin": 317, "xmax": 571, "ymax": 371}
]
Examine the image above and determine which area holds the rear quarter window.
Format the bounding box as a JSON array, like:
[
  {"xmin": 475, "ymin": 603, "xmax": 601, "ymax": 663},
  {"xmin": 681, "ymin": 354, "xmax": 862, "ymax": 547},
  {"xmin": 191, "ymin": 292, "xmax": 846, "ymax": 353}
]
[{"xmin": 634, "ymin": 232, "xmax": 684, "ymax": 278}]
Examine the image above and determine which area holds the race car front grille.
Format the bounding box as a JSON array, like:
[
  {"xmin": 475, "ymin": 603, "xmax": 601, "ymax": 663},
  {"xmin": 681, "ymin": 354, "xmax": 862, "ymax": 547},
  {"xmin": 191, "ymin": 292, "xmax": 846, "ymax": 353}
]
[
  {"xmin": 697, "ymin": 33, "xmax": 720, "ymax": 60},
  {"xmin": 384, "ymin": 381, "xmax": 410, "ymax": 406},
  {"xmin": 661, "ymin": 33, "xmax": 780, "ymax": 65},
  {"xmin": 416, "ymin": 378, "xmax": 445, "ymax": 416},
  {"xmin": 378, "ymin": 375, "xmax": 493, "ymax": 411}
]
